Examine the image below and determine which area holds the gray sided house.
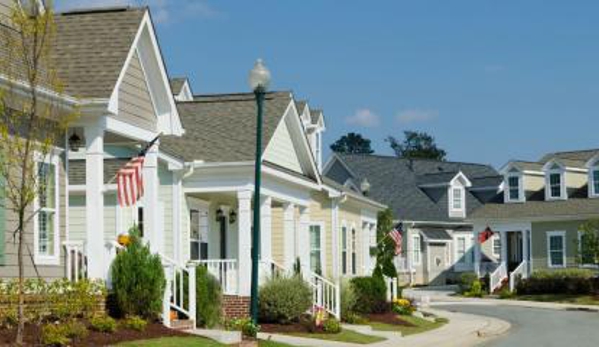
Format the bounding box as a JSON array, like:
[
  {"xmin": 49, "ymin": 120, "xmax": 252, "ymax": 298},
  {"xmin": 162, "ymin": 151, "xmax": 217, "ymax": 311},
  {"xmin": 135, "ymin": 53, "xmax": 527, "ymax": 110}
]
[
  {"xmin": 323, "ymin": 154, "xmax": 502, "ymax": 285},
  {"xmin": 470, "ymin": 149, "xmax": 599, "ymax": 293}
]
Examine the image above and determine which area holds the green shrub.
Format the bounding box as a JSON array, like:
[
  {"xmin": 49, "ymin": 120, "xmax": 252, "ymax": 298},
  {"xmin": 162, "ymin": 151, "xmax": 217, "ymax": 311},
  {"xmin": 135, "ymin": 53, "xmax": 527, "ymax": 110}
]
[
  {"xmin": 41, "ymin": 323, "xmax": 70, "ymax": 346},
  {"xmin": 465, "ymin": 280, "xmax": 484, "ymax": 298},
  {"xmin": 322, "ymin": 317, "xmax": 341, "ymax": 334},
  {"xmin": 350, "ymin": 275, "xmax": 388, "ymax": 314},
  {"xmin": 196, "ymin": 266, "xmax": 222, "ymax": 328},
  {"xmin": 90, "ymin": 315, "xmax": 117, "ymax": 333},
  {"xmin": 498, "ymin": 288, "xmax": 515, "ymax": 300},
  {"xmin": 63, "ymin": 320, "xmax": 88, "ymax": 339},
  {"xmin": 241, "ymin": 319, "xmax": 260, "ymax": 338},
  {"xmin": 258, "ymin": 275, "xmax": 312, "ymax": 324},
  {"xmin": 459, "ymin": 272, "xmax": 478, "ymax": 294},
  {"xmin": 516, "ymin": 269, "xmax": 598, "ymax": 295},
  {"xmin": 110, "ymin": 227, "xmax": 165, "ymax": 320},
  {"xmin": 122, "ymin": 315, "xmax": 147, "ymax": 332},
  {"xmin": 340, "ymin": 279, "xmax": 357, "ymax": 322}
]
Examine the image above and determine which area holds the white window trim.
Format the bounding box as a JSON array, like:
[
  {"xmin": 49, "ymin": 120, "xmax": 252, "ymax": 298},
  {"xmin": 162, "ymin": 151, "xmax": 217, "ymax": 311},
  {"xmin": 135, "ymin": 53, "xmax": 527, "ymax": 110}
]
[
  {"xmin": 546, "ymin": 231, "xmax": 566, "ymax": 268},
  {"xmin": 545, "ymin": 169, "xmax": 566, "ymax": 201},
  {"xmin": 33, "ymin": 153, "xmax": 60, "ymax": 266},
  {"xmin": 412, "ymin": 234, "xmax": 421, "ymax": 266},
  {"xmin": 455, "ymin": 236, "xmax": 468, "ymax": 264},
  {"xmin": 309, "ymin": 221, "xmax": 326, "ymax": 274},
  {"xmin": 492, "ymin": 235, "xmax": 501, "ymax": 258},
  {"xmin": 505, "ymin": 173, "xmax": 524, "ymax": 203},
  {"xmin": 341, "ymin": 221, "xmax": 348, "ymax": 275},
  {"xmin": 448, "ymin": 185, "xmax": 466, "ymax": 218},
  {"xmin": 577, "ymin": 230, "xmax": 599, "ymax": 269},
  {"xmin": 351, "ymin": 223, "xmax": 358, "ymax": 275}
]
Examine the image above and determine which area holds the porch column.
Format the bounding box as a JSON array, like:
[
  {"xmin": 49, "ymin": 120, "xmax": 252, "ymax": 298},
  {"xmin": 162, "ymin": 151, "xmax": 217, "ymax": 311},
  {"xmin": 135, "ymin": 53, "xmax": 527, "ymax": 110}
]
[
  {"xmin": 260, "ymin": 196, "xmax": 272, "ymax": 262},
  {"xmin": 331, "ymin": 199, "xmax": 340, "ymax": 279},
  {"xmin": 500, "ymin": 231, "xmax": 508, "ymax": 268},
  {"xmin": 474, "ymin": 228, "xmax": 481, "ymax": 276},
  {"xmin": 144, "ymin": 141, "xmax": 161, "ymax": 254},
  {"xmin": 237, "ymin": 190, "xmax": 252, "ymax": 296},
  {"xmin": 172, "ymin": 172, "xmax": 183, "ymax": 263},
  {"xmin": 283, "ymin": 203, "xmax": 295, "ymax": 270},
  {"xmin": 523, "ymin": 229, "xmax": 530, "ymax": 272},
  {"xmin": 298, "ymin": 206, "xmax": 310, "ymax": 275},
  {"xmin": 84, "ymin": 124, "xmax": 105, "ymax": 279}
]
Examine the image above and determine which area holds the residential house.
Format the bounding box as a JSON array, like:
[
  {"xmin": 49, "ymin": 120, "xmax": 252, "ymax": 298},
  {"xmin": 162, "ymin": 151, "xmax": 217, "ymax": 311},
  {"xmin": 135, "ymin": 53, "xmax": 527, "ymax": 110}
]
[
  {"xmin": 470, "ymin": 149, "xmax": 599, "ymax": 292},
  {"xmin": 323, "ymin": 154, "xmax": 502, "ymax": 286}
]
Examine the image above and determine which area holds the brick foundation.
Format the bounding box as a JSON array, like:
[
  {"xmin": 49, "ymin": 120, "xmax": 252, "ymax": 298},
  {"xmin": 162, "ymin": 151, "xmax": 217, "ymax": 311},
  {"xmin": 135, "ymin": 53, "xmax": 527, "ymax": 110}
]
[{"xmin": 222, "ymin": 295, "xmax": 250, "ymax": 319}]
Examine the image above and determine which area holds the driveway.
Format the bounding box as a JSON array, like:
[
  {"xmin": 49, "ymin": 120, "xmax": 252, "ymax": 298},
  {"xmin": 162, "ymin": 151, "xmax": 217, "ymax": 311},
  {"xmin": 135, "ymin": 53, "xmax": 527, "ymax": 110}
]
[{"xmin": 436, "ymin": 303, "xmax": 599, "ymax": 347}]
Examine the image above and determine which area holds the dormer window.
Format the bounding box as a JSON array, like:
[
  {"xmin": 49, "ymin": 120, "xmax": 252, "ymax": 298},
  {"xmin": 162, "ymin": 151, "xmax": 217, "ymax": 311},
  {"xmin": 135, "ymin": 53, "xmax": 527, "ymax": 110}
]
[
  {"xmin": 592, "ymin": 169, "xmax": 599, "ymax": 197},
  {"xmin": 507, "ymin": 175, "xmax": 521, "ymax": 201},
  {"xmin": 449, "ymin": 185, "xmax": 466, "ymax": 218},
  {"xmin": 452, "ymin": 187, "xmax": 463, "ymax": 210},
  {"xmin": 544, "ymin": 162, "xmax": 566, "ymax": 200},
  {"xmin": 549, "ymin": 172, "xmax": 562, "ymax": 198}
]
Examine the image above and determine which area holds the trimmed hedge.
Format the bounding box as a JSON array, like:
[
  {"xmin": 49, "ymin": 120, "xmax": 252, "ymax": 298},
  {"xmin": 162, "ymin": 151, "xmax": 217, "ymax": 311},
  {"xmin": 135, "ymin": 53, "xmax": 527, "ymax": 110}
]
[
  {"xmin": 516, "ymin": 269, "xmax": 599, "ymax": 295},
  {"xmin": 350, "ymin": 275, "xmax": 389, "ymax": 314}
]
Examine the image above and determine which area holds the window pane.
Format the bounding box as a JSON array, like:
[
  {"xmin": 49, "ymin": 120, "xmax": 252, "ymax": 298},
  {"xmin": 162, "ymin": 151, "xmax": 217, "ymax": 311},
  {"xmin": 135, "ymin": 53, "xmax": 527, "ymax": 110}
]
[
  {"xmin": 310, "ymin": 225, "xmax": 321, "ymax": 249},
  {"xmin": 549, "ymin": 235, "xmax": 563, "ymax": 250},
  {"xmin": 550, "ymin": 251, "xmax": 564, "ymax": 266},
  {"xmin": 453, "ymin": 188, "xmax": 462, "ymax": 209},
  {"xmin": 508, "ymin": 176, "xmax": 520, "ymax": 200},
  {"xmin": 38, "ymin": 211, "xmax": 54, "ymax": 256},
  {"xmin": 550, "ymin": 173, "xmax": 561, "ymax": 197},
  {"xmin": 593, "ymin": 170, "xmax": 599, "ymax": 194},
  {"xmin": 190, "ymin": 241, "xmax": 200, "ymax": 260}
]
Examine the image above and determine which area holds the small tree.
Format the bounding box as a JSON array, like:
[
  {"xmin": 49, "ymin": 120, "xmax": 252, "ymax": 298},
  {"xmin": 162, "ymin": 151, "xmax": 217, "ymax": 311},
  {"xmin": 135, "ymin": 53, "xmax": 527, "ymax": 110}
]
[
  {"xmin": 373, "ymin": 208, "xmax": 397, "ymax": 279},
  {"xmin": 111, "ymin": 227, "xmax": 166, "ymax": 320},
  {"xmin": 0, "ymin": 3, "xmax": 77, "ymax": 344},
  {"xmin": 330, "ymin": 132, "xmax": 374, "ymax": 154},
  {"xmin": 578, "ymin": 220, "xmax": 599, "ymax": 266},
  {"xmin": 387, "ymin": 131, "xmax": 446, "ymax": 160}
]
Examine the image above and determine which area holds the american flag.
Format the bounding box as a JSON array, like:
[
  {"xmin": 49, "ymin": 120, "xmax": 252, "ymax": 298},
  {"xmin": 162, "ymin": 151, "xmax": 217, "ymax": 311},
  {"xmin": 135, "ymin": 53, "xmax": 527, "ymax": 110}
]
[
  {"xmin": 388, "ymin": 223, "xmax": 403, "ymax": 255},
  {"xmin": 116, "ymin": 135, "xmax": 159, "ymax": 207}
]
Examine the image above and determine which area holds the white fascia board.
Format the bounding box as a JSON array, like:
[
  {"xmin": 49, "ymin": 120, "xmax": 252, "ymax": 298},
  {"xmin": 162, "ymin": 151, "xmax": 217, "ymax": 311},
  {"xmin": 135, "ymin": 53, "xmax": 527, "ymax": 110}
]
[
  {"xmin": 398, "ymin": 220, "xmax": 472, "ymax": 227},
  {"xmin": 450, "ymin": 171, "xmax": 473, "ymax": 188},
  {"xmin": 105, "ymin": 116, "xmax": 158, "ymax": 142},
  {"xmin": 262, "ymin": 165, "xmax": 321, "ymax": 191}
]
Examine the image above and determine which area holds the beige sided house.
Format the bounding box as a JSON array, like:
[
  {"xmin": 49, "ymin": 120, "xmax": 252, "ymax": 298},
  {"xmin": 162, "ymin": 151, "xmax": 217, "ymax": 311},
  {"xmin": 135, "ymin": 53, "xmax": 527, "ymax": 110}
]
[
  {"xmin": 160, "ymin": 91, "xmax": 386, "ymax": 320},
  {"xmin": 471, "ymin": 149, "xmax": 599, "ymax": 293}
]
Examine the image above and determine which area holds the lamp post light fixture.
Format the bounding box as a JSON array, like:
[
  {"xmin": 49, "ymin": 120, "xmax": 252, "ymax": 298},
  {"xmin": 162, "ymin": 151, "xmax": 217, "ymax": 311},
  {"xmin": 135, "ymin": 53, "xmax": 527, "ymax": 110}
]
[{"xmin": 248, "ymin": 59, "xmax": 271, "ymax": 324}]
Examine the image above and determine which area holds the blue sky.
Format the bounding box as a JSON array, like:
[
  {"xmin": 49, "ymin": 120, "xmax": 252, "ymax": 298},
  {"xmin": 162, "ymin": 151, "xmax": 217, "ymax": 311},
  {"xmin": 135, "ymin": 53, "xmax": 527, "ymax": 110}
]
[{"xmin": 59, "ymin": 1, "xmax": 599, "ymax": 168}]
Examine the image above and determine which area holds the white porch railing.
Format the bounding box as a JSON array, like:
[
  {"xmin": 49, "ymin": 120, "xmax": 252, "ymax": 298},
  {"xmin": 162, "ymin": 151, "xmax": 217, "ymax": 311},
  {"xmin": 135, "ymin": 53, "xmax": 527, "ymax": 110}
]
[
  {"xmin": 385, "ymin": 277, "xmax": 398, "ymax": 302},
  {"xmin": 161, "ymin": 254, "xmax": 196, "ymax": 328},
  {"xmin": 489, "ymin": 262, "xmax": 508, "ymax": 293},
  {"xmin": 192, "ymin": 259, "xmax": 238, "ymax": 295},
  {"xmin": 63, "ymin": 241, "xmax": 87, "ymax": 282},
  {"xmin": 509, "ymin": 260, "xmax": 529, "ymax": 292},
  {"xmin": 309, "ymin": 272, "xmax": 340, "ymax": 319}
]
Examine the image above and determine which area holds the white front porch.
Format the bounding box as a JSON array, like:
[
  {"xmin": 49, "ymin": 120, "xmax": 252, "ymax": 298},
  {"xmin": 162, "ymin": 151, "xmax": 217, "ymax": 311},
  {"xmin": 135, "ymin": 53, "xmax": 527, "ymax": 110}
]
[{"xmin": 474, "ymin": 222, "xmax": 532, "ymax": 292}]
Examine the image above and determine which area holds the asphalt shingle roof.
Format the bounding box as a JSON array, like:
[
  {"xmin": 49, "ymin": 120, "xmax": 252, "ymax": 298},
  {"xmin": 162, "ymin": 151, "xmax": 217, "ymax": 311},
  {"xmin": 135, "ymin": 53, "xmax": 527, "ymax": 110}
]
[
  {"xmin": 53, "ymin": 7, "xmax": 145, "ymax": 99},
  {"xmin": 539, "ymin": 149, "xmax": 599, "ymax": 164},
  {"xmin": 310, "ymin": 109, "xmax": 322, "ymax": 125},
  {"xmin": 169, "ymin": 77, "xmax": 187, "ymax": 95},
  {"xmin": 327, "ymin": 154, "xmax": 500, "ymax": 222},
  {"xmin": 421, "ymin": 229, "xmax": 453, "ymax": 241},
  {"xmin": 160, "ymin": 92, "xmax": 293, "ymax": 163}
]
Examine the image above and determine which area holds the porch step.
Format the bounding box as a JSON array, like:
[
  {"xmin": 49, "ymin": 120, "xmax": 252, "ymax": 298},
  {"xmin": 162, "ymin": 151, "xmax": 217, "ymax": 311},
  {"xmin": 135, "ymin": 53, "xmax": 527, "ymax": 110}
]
[
  {"xmin": 170, "ymin": 319, "xmax": 195, "ymax": 331},
  {"xmin": 492, "ymin": 277, "xmax": 509, "ymax": 294}
]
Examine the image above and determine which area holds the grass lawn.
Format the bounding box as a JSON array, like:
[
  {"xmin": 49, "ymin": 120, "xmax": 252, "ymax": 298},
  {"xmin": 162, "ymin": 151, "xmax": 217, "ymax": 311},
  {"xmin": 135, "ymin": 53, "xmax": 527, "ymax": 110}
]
[
  {"xmin": 288, "ymin": 329, "xmax": 386, "ymax": 344},
  {"xmin": 515, "ymin": 294, "xmax": 599, "ymax": 306},
  {"xmin": 118, "ymin": 336, "xmax": 296, "ymax": 347},
  {"xmin": 369, "ymin": 315, "xmax": 448, "ymax": 336}
]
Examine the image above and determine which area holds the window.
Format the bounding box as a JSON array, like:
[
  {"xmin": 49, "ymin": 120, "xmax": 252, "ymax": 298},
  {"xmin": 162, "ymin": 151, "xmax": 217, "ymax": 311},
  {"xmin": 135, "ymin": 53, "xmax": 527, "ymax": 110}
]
[
  {"xmin": 341, "ymin": 225, "xmax": 348, "ymax": 275},
  {"xmin": 35, "ymin": 159, "xmax": 59, "ymax": 265},
  {"xmin": 351, "ymin": 227, "xmax": 357, "ymax": 275},
  {"xmin": 368, "ymin": 223, "xmax": 377, "ymax": 247},
  {"xmin": 592, "ymin": 170, "xmax": 599, "ymax": 196},
  {"xmin": 310, "ymin": 224, "xmax": 323, "ymax": 274},
  {"xmin": 137, "ymin": 206, "xmax": 144, "ymax": 237},
  {"xmin": 493, "ymin": 236, "xmax": 501, "ymax": 258},
  {"xmin": 457, "ymin": 237, "xmax": 467, "ymax": 263},
  {"xmin": 507, "ymin": 176, "xmax": 520, "ymax": 201},
  {"xmin": 412, "ymin": 235, "xmax": 421, "ymax": 265},
  {"xmin": 549, "ymin": 173, "xmax": 562, "ymax": 198},
  {"xmin": 190, "ymin": 209, "xmax": 209, "ymax": 261},
  {"xmin": 547, "ymin": 231, "xmax": 566, "ymax": 268},
  {"xmin": 452, "ymin": 187, "xmax": 463, "ymax": 210}
]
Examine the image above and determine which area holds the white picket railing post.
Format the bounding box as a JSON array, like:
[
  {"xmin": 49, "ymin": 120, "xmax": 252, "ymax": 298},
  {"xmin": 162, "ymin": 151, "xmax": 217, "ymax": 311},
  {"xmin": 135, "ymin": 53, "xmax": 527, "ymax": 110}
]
[
  {"xmin": 163, "ymin": 264, "xmax": 173, "ymax": 328},
  {"xmin": 188, "ymin": 264, "xmax": 197, "ymax": 327}
]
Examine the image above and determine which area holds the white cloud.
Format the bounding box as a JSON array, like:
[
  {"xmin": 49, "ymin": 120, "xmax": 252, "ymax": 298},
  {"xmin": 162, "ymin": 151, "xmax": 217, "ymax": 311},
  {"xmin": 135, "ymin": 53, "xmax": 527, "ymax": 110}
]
[
  {"xmin": 396, "ymin": 109, "xmax": 438, "ymax": 124},
  {"xmin": 57, "ymin": 0, "xmax": 219, "ymax": 24},
  {"xmin": 345, "ymin": 108, "xmax": 381, "ymax": 128}
]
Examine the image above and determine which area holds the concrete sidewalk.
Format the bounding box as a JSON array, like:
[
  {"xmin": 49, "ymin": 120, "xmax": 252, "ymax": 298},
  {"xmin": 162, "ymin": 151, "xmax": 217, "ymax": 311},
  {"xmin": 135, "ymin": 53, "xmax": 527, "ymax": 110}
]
[{"xmin": 257, "ymin": 308, "xmax": 510, "ymax": 347}]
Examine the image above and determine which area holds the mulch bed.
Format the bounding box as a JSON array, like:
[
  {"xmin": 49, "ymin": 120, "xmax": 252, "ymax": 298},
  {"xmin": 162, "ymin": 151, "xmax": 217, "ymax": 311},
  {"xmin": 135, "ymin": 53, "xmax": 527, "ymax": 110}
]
[
  {"xmin": 0, "ymin": 321, "xmax": 192, "ymax": 346},
  {"xmin": 366, "ymin": 312, "xmax": 416, "ymax": 327},
  {"xmin": 260, "ymin": 321, "xmax": 312, "ymax": 334}
]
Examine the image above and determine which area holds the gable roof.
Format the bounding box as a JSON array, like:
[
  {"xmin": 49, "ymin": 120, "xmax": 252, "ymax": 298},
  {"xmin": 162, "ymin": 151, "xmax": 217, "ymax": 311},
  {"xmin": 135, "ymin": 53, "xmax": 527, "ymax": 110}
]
[
  {"xmin": 169, "ymin": 77, "xmax": 187, "ymax": 95},
  {"xmin": 160, "ymin": 91, "xmax": 293, "ymax": 163},
  {"xmin": 539, "ymin": 148, "xmax": 599, "ymax": 163},
  {"xmin": 53, "ymin": 7, "xmax": 146, "ymax": 99},
  {"xmin": 325, "ymin": 154, "xmax": 500, "ymax": 223}
]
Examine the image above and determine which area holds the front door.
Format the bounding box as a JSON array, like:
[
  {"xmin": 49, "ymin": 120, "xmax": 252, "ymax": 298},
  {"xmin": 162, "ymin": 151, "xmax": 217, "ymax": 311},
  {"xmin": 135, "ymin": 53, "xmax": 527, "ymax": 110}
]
[
  {"xmin": 507, "ymin": 232, "xmax": 523, "ymax": 271},
  {"xmin": 427, "ymin": 243, "xmax": 447, "ymax": 285}
]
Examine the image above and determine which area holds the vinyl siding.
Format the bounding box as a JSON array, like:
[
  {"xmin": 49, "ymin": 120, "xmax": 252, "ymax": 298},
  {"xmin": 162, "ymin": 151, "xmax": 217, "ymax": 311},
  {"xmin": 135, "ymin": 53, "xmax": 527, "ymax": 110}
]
[
  {"xmin": 339, "ymin": 200, "xmax": 365, "ymax": 278},
  {"xmin": 565, "ymin": 171, "xmax": 587, "ymax": 190},
  {"xmin": 309, "ymin": 192, "xmax": 333, "ymax": 277},
  {"xmin": 271, "ymin": 206, "xmax": 285, "ymax": 266},
  {"xmin": 263, "ymin": 117, "xmax": 302, "ymax": 173},
  {"xmin": 531, "ymin": 220, "xmax": 584, "ymax": 271},
  {"xmin": 115, "ymin": 50, "xmax": 156, "ymax": 132},
  {"xmin": 159, "ymin": 163, "xmax": 174, "ymax": 258},
  {"xmin": 523, "ymin": 174, "xmax": 545, "ymax": 193},
  {"xmin": 0, "ymin": 155, "xmax": 67, "ymax": 279},
  {"xmin": 0, "ymin": 0, "xmax": 13, "ymax": 25}
]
